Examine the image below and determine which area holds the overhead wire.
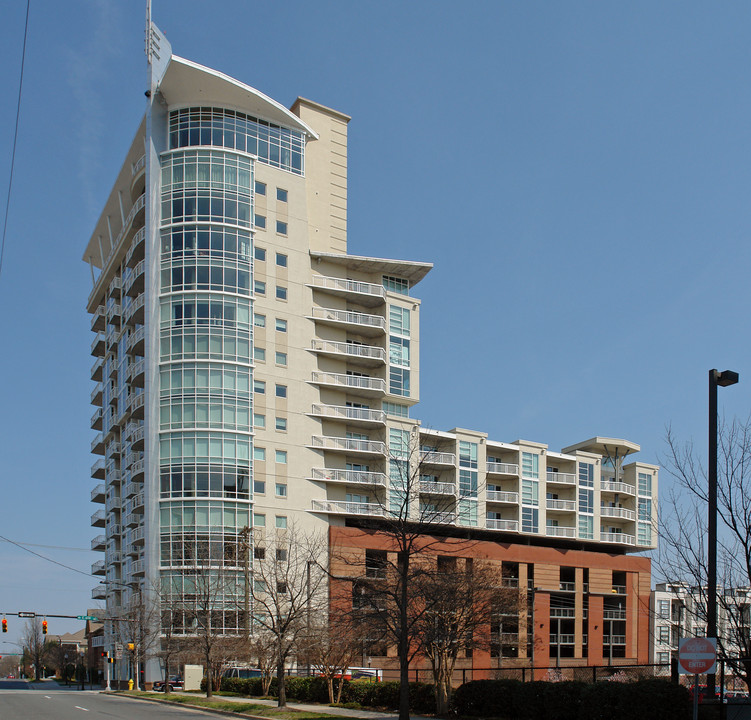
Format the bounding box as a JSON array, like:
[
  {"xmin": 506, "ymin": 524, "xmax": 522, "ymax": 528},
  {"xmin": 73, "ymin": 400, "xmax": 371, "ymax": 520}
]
[
  {"xmin": 0, "ymin": 534, "xmax": 94, "ymax": 578},
  {"xmin": 0, "ymin": 0, "xmax": 30, "ymax": 282}
]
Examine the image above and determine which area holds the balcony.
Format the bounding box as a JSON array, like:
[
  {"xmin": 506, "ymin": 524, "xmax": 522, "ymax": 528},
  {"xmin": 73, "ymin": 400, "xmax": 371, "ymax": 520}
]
[
  {"xmin": 419, "ymin": 480, "xmax": 456, "ymax": 496},
  {"xmin": 91, "ymin": 332, "xmax": 105, "ymax": 357},
  {"xmin": 309, "ymin": 307, "xmax": 386, "ymax": 336},
  {"xmin": 546, "ymin": 526, "xmax": 576, "ymax": 538},
  {"xmin": 550, "ymin": 634, "xmax": 576, "ymax": 645},
  {"xmin": 422, "ymin": 510, "xmax": 456, "ymax": 525},
  {"xmin": 604, "ymin": 609, "xmax": 627, "ymax": 620},
  {"xmin": 129, "ymin": 393, "xmax": 145, "ymax": 419},
  {"xmin": 546, "ymin": 499, "xmax": 576, "ymax": 512},
  {"xmin": 131, "ymin": 154, "xmax": 145, "ymax": 190},
  {"xmin": 131, "ymin": 525, "xmax": 145, "ymax": 546},
  {"xmin": 130, "ymin": 459, "xmax": 145, "ymax": 480},
  {"xmin": 486, "ymin": 490, "xmax": 519, "ymax": 504},
  {"xmin": 601, "ymin": 481, "xmax": 636, "ymax": 496},
  {"xmin": 124, "ymin": 294, "xmax": 145, "ymax": 326},
  {"xmin": 106, "ymin": 442, "xmax": 122, "ymax": 459},
  {"xmin": 90, "ymin": 357, "xmax": 104, "ymax": 383},
  {"xmin": 559, "ymin": 582, "xmax": 576, "ymax": 592},
  {"xmin": 309, "ymin": 468, "xmax": 387, "ymax": 487},
  {"xmin": 125, "ymin": 260, "xmax": 145, "ymax": 298},
  {"xmin": 90, "ymin": 509, "xmax": 106, "ymax": 527},
  {"xmin": 90, "ymin": 433, "xmax": 105, "ymax": 455},
  {"xmin": 126, "ymin": 541, "xmax": 140, "ymax": 557},
  {"xmin": 127, "ymin": 326, "xmax": 145, "ymax": 355},
  {"xmin": 309, "ymin": 339, "xmax": 386, "ymax": 367},
  {"xmin": 131, "ymin": 559, "xmax": 145, "ymax": 576},
  {"xmin": 90, "ymin": 408, "xmax": 103, "ymax": 432},
  {"xmin": 310, "ymin": 403, "xmax": 386, "ymax": 428},
  {"xmin": 105, "ymin": 494, "xmax": 121, "ymax": 512},
  {"xmin": 107, "ymin": 551, "xmax": 122, "ymax": 565},
  {"xmin": 91, "ymin": 535, "xmax": 106, "ymax": 551},
  {"xmin": 90, "ymin": 307, "xmax": 106, "ymax": 333},
  {"xmin": 486, "ymin": 462, "xmax": 519, "ymax": 476},
  {"xmin": 108, "ymin": 524, "xmax": 122, "ymax": 537},
  {"xmin": 90, "ymin": 382, "xmax": 103, "ymax": 407},
  {"xmin": 600, "ymin": 506, "xmax": 636, "ymax": 521},
  {"xmin": 106, "ymin": 303, "xmax": 121, "ymax": 323},
  {"xmin": 125, "ymin": 227, "xmax": 145, "ymax": 268},
  {"xmin": 600, "ymin": 532, "xmax": 635, "ymax": 546},
  {"xmin": 419, "ymin": 450, "xmax": 456, "ymax": 467},
  {"xmin": 91, "ymin": 560, "xmax": 105, "ymax": 576},
  {"xmin": 108, "ymin": 276, "xmax": 122, "ymax": 298},
  {"xmin": 603, "ymin": 635, "xmax": 627, "ymax": 645},
  {"xmin": 91, "ymin": 459, "xmax": 106, "ymax": 479},
  {"xmin": 129, "ymin": 425, "xmax": 145, "ymax": 450},
  {"xmin": 122, "ymin": 480, "xmax": 141, "ymax": 499},
  {"xmin": 310, "ymin": 372, "xmax": 386, "ymax": 398},
  {"xmin": 310, "ymin": 435, "xmax": 386, "ymax": 458},
  {"xmin": 91, "ymin": 586, "xmax": 106, "ymax": 600},
  {"xmin": 546, "ymin": 471, "xmax": 576, "ymax": 486},
  {"xmin": 550, "ymin": 608, "xmax": 577, "ymax": 618},
  {"xmin": 130, "ymin": 493, "xmax": 145, "ymax": 513},
  {"xmin": 310, "ymin": 275, "xmax": 386, "ymax": 307},
  {"xmin": 486, "ymin": 518, "xmax": 519, "ymax": 532},
  {"xmin": 311, "ymin": 499, "xmax": 386, "ymax": 517},
  {"xmin": 91, "ymin": 483, "xmax": 105, "ymax": 503},
  {"xmin": 124, "ymin": 512, "xmax": 140, "ymax": 528},
  {"xmin": 611, "ymin": 584, "xmax": 627, "ymax": 594}
]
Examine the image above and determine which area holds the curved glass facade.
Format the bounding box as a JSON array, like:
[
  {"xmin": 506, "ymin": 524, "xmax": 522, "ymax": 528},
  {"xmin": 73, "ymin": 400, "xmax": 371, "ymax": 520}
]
[{"xmin": 159, "ymin": 133, "xmax": 256, "ymax": 633}]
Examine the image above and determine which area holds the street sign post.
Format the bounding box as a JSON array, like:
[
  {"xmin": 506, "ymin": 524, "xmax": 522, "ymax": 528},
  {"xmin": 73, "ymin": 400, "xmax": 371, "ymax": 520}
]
[
  {"xmin": 76, "ymin": 615, "xmax": 99, "ymax": 621},
  {"xmin": 17, "ymin": 612, "xmax": 36, "ymax": 618}
]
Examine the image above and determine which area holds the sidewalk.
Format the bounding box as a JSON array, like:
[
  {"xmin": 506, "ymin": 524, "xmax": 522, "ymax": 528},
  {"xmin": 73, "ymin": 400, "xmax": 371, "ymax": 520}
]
[{"xmin": 137, "ymin": 690, "xmax": 435, "ymax": 720}]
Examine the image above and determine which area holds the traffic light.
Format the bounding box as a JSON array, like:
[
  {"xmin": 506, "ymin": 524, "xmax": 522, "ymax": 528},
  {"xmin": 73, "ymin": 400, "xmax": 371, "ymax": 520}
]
[
  {"xmin": 42, "ymin": 620, "xmax": 48, "ymax": 635},
  {"xmin": 2, "ymin": 618, "xmax": 6, "ymax": 633}
]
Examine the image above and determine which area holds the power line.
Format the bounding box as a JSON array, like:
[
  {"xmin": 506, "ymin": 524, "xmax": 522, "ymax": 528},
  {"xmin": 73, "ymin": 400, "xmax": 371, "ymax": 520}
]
[
  {"xmin": 0, "ymin": 538, "xmax": 91, "ymax": 553},
  {"xmin": 0, "ymin": 535, "xmax": 93, "ymax": 579},
  {"xmin": 0, "ymin": 0, "xmax": 30, "ymax": 282}
]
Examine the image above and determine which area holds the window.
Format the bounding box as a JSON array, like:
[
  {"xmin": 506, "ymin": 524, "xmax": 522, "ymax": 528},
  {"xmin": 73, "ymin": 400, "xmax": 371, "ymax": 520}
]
[
  {"xmin": 276, "ymin": 548, "xmax": 288, "ymax": 561},
  {"xmin": 253, "ymin": 314, "xmax": 266, "ymax": 327},
  {"xmin": 657, "ymin": 652, "xmax": 670, "ymax": 665},
  {"xmin": 253, "ymin": 546, "xmax": 266, "ymax": 559},
  {"xmin": 253, "ymin": 480, "xmax": 265, "ymax": 494},
  {"xmin": 275, "ymin": 515, "xmax": 287, "ymax": 529},
  {"xmin": 253, "ymin": 347, "xmax": 266, "ymax": 362},
  {"xmin": 253, "ymin": 413, "xmax": 265, "ymax": 428},
  {"xmin": 255, "ymin": 180, "xmax": 266, "ymax": 196},
  {"xmin": 275, "ymin": 450, "xmax": 287, "ymax": 464},
  {"xmin": 658, "ymin": 600, "xmax": 670, "ymax": 618},
  {"xmin": 275, "ymin": 352, "xmax": 287, "ymax": 366},
  {"xmin": 253, "ymin": 380, "xmax": 265, "ymax": 394},
  {"xmin": 638, "ymin": 498, "xmax": 652, "ymax": 521},
  {"xmin": 254, "ymin": 214, "xmax": 266, "ymax": 229},
  {"xmin": 277, "ymin": 582, "xmax": 287, "ymax": 594},
  {"xmin": 522, "ymin": 452, "xmax": 539, "ymax": 479},
  {"xmin": 275, "ymin": 384, "xmax": 287, "ymax": 398},
  {"xmin": 276, "ymin": 252, "xmax": 287, "ymax": 267},
  {"xmin": 275, "ymin": 285, "xmax": 287, "ymax": 300},
  {"xmin": 275, "ymin": 483, "xmax": 287, "ymax": 497},
  {"xmin": 276, "ymin": 220, "xmax": 287, "ymax": 235},
  {"xmin": 254, "ymin": 280, "xmax": 266, "ymax": 295},
  {"xmin": 254, "ymin": 246, "xmax": 266, "ymax": 261},
  {"xmin": 275, "ymin": 318, "xmax": 287, "ymax": 332},
  {"xmin": 578, "ymin": 462, "xmax": 594, "ymax": 487},
  {"xmin": 253, "ymin": 447, "xmax": 266, "ymax": 461},
  {"xmin": 521, "ymin": 507, "xmax": 538, "ymax": 533},
  {"xmin": 383, "ymin": 275, "xmax": 409, "ymax": 295},
  {"xmin": 276, "ymin": 188, "xmax": 288, "ymax": 202},
  {"xmin": 389, "ymin": 305, "xmax": 410, "ymax": 336},
  {"xmin": 638, "ymin": 472, "xmax": 652, "ymax": 496},
  {"xmin": 389, "ymin": 367, "xmax": 410, "ymax": 396},
  {"xmin": 275, "ymin": 417, "xmax": 287, "ymax": 431},
  {"xmin": 658, "ymin": 625, "xmax": 670, "ymax": 644},
  {"xmin": 253, "ymin": 513, "xmax": 265, "ymax": 527},
  {"xmin": 382, "ymin": 402, "xmax": 409, "ymax": 418}
]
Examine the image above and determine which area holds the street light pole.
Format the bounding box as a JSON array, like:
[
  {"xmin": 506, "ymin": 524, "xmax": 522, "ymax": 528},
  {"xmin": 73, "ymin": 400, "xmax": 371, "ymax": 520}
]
[{"xmin": 708, "ymin": 368, "xmax": 739, "ymax": 699}]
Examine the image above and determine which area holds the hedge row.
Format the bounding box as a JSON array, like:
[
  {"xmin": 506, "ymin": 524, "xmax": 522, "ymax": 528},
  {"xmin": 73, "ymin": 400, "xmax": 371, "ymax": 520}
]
[
  {"xmin": 452, "ymin": 679, "xmax": 691, "ymax": 720},
  {"xmin": 214, "ymin": 676, "xmax": 435, "ymax": 713}
]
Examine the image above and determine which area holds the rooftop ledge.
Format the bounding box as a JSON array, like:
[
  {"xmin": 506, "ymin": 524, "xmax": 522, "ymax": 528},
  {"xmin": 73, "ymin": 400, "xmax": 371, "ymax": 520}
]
[{"xmin": 310, "ymin": 251, "xmax": 432, "ymax": 285}]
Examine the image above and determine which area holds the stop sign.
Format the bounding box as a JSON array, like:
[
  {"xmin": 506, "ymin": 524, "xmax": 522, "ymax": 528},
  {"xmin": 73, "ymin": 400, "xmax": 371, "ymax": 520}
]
[{"xmin": 678, "ymin": 637, "xmax": 717, "ymax": 675}]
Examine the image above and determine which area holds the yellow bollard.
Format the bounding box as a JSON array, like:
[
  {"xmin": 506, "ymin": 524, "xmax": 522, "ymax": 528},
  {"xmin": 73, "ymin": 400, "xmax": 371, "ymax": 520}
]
[{"xmin": 128, "ymin": 678, "xmax": 134, "ymax": 691}]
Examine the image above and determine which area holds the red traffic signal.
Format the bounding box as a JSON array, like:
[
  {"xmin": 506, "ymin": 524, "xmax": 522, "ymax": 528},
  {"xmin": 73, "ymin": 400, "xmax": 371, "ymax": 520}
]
[
  {"xmin": 42, "ymin": 620, "xmax": 48, "ymax": 635},
  {"xmin": 1, "ymin": 618, "xmax": 7, "ymax": 633}
]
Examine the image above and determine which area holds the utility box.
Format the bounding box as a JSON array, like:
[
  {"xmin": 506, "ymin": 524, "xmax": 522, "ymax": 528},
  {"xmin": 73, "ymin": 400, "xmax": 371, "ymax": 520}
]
[{"xmin": 183, "ymin": 665, "xmax": 203, "ymax": 691}]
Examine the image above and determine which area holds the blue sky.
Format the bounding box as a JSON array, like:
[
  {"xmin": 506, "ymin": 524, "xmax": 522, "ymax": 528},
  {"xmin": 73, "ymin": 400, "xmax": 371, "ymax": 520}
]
[{"xmin": 1, "ymin": 0, "xmax": 750, "ymax": 644}]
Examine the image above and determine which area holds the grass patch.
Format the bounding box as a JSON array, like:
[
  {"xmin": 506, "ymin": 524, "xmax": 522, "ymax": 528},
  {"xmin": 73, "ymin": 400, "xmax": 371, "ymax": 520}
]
[{"xmin": 121, "ymin": 692, "xmax": 361, "ymax": 720}]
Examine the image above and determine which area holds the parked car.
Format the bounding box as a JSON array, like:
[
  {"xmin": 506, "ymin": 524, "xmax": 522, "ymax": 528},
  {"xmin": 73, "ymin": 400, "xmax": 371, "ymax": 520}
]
[
  {"xmin": 222, "ymin": 667, "xmax": 263, "ymax": 680},
  {"xmin": 152, "ymin": 677, "xmax": 183, "ymax": 692}
]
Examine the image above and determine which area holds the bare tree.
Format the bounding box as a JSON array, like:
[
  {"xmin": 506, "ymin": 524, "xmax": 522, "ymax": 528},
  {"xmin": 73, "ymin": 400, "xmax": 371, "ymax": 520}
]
[
  {"xmin": 250, "ymin": 526, "xmax": 327, "ymax": 707},
  {"xmin": 21, "ymin": 618, "xmax": 46, "ymax": 681},
  {"xmin": 661, "ymin": 419, "xmax": 751, "ymax": 689},
  {"xmin": 110, "ymin": 590, "xmax": 159, "ymax": 691},
  {"xmin": 244, "ymin": 629, "xmax": 277, "ymax": 695},
  {"xmin": 330, "ymin": 428, "xmax": 481, "ymax": 720}
]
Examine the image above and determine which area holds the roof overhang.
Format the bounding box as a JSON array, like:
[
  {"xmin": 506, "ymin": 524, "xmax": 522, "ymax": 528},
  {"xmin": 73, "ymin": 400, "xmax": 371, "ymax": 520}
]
[
  {"xmin": 310, "ymin": 251, "xmax": 432, "ymax": 285},
  {"xmin": 561, "ymin": 436, "xmax": 641, "ymax": 457},
  {"xmin": 159, "ymin": 56, "xmax": 318, "ymax": 139}
]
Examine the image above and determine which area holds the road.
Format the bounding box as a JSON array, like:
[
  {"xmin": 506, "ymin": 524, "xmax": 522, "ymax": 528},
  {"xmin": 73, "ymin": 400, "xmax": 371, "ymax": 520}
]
[{"xmin": 0, "ymin": 679, "xmax": 224, "ymax": 720}]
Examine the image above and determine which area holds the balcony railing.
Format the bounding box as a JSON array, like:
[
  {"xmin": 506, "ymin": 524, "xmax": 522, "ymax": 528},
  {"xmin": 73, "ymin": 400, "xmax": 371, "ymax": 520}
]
[
  {"xmin": 91, "ymin": 357, "xmax": 104, "ymax": 382},
  {"xmin": 604, "ymin": 609, "xmax": 627, "ymax": 620},
  {"xmin": 559, "ymin": 582, "xmax": 576, "ymax": 591},
  {"xmin": 603, "ymin": 635, "xmax": 627, "ymax": 645},
  {"xmin": 125, "ymin": 227, "xmax": 145, "ymax": 268},
  {"xmin": 310, "ymin": 372, "xmax": 386, "ymax": 396},
  {"xmin": 91, "ymin": 560, "xmax": 105, "ymax": 576},
  {"xmin": 419, "ymin": 480, "xmax": 456, "ymax": 495},
  {"xmin": 601, "ymin": 481, "xmax": 636, "ymax": 495},
  {"xmin": 91, "ymin": 484, "xmax": 105, "ymax": 503},
  {"xmin": 127, "ymin": 326, "xmax": 145, "ymax": 354},
  {"xmin": 310, "ymin": 275, "xmax": 386, "ymax": 305},
  {"xmin": 546, "ymin": 499, "xmax": 576, "ymax": 512},
  {"xmin": 131, "ymin": 459, "xmax": 145, "ymax": 479},
  {"xmin": 419, "ymin": 450, "xmax": 456, "ymax": 466},
  {"xmin": 90, "ymin": 307, "xmax": 106, "ymax": 333},
  {"xmin": 422, "ymin": 510, "xmax": 456, "ymax": 525},
  {"xmin": 91, "ymin": 586, "xmax": 106, "ymax": 600},
  {"xmin": 486, "ymin": 490, "xmax": 518, "ymax": 504},
  {"xmin": 310, "ymin": 339, "xmax": 387, "ymax": 365},
  {"xmin": 546, "ymin": 526, "xmax": 576, "ymax": 538},
  {"xmin": 486, "ymin": 462, "xmax": 519, "ymax": 476},
  {"xmin": 91, "ymin": 459, "xmax": 106, "ymax": 479},
  {"xmin": 310, "ymin": 435, "xmax": 386, "ymax": 456},
  {"xmin": 91, "ymin": 333, "xmax": 105, "ymax": 357},
  {"xmin": 310, "ymin": 404, "xmax": 386, "ymax": 425},
  {"xmin": 91, "ymin": 535, "xmax": 106, "ymax": 551},
  {"xmin": 546, "ymin": 471, "xmax": 576, "ymax": 485},
  {"xmin": 132, "ymin": 154, "xmax": 145, "ymax": 177},
  {"xmin": 90, "ymin": 509, "xmax": 106, "ymax": 527},
  {"xmin": 600, "ymin": 506, "xmax": 636, "ymax": 520},
  {"xmin": 550, "ymin": 608, "xmax": 577, "ymax": 618},
  {"xmin": 600, "ymin": 533, "xmax": 635, "ymax": 546},
  {"xmin": 486, "ymin": 518, "xmax": 519, "ymax": 532},
  {"xmin": 310, "ymin": 306, "xmax": 386, "ymax": 335},
  {"xmin": 309, "ymin": 468, "xmax": 387, "ymax": 487},
  {"xmin": 550, "ymin": 634, "xmax": 576, "ymax": 645},
  {"xmin": 124, "ymin": 294, "xmax": 145, "ymax": 325},
  {"xmin": 311, "ymin": 499, "xmax": 386, "ymax": 517},
  {"xmin": 131, "ymin": 525, "xmax": 145, "ymax": 545},
  {"xmin": 125, "ymin": 259, "xmax": 145, "ymax": 297},
  {"xmin": 131, "ymin": 559, "xmax": 145, "ymax": 576}
]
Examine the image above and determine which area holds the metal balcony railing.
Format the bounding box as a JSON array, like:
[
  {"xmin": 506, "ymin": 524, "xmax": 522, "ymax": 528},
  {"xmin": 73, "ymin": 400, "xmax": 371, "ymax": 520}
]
[
  {"xmin": 310, "ymin": 404, "xmax": 386, "ymax": 425},
  {"xmin": 310, "ymin": 339, "xmax": 387, "ymax": 364},
  {"xmin": 546, "ymin": 499, "xmax": 576, "ymax": 512},
  {"xmin": 311, "ymin": 371, "xmax": 386, "ymax": 394},
  {"xmin": 486, "ymin": 462, "xmax": 519, "ymax": 476},
  {"xmin": 310, "ymin": 435, "xmax": 386, "ymax": 456},
  {"xmin": 486, "ymin": 490, "xmax": 519, "ymax": 504},
  {"xmin": 600, "ymin": 506, "xmax": 636, "ymax": 520},
  {"xmin": 310, "ymin": 306, "xmax": 386, "ymax": 333},
  {"xmin": 601, "ymin": 533, "xmax": 635, "ymax": 546},
  {"xmin": 600, "ymin": 481, "xmax": 636, "ymax": 495},
  {"xmin": 486, "ymin": 518, "xmax": 519, "ymax": 532},
  {"xmin": 309, "ymin": 468, "xmax": 387, "ymax": 487},
  {"xmin": 419, "ymin": 480, "xmax": 456, "ymax": 495},
  {"xmin": 311, "ymin": 499, "xmax": 386, "ymax": 517},
  {"xmin": 546, "ymin": 471, "xmax": 577, "ymax": 485},
  {"xmin": 419, "ymin": 450, "xmax": 456, "ymax": 466},
  {"xmin": 310, "ymin": 275, "xmax": 386, "ymax": 303},
  {"xmin": 546, "ymin": 526, "xmax": 576, "ymax": 538}
]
